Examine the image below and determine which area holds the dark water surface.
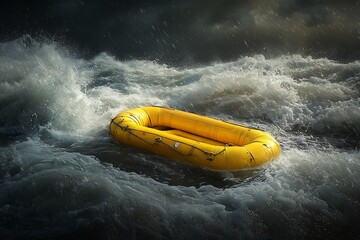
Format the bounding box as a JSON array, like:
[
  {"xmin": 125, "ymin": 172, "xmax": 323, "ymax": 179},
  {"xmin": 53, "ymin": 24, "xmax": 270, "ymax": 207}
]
[{"xmin": 1, "ymin": 37, "xmax": 359, "ymax": 239}]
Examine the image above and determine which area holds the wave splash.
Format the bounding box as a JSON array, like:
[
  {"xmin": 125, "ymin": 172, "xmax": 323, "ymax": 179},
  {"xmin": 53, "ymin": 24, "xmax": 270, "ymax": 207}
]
[
  {"xmin": 1, "ymin": 37, "xmax": 360, "ymax": 239},
  {"xmin": 1, "ymin": 37, "xmax": 359, "ymax": 142}
]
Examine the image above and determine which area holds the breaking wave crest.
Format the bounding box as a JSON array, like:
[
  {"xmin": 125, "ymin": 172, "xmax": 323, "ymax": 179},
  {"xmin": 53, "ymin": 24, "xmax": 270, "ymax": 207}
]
[{"xmin": 1, "ymin": 37, "xmax": 359, "ymax": 239}]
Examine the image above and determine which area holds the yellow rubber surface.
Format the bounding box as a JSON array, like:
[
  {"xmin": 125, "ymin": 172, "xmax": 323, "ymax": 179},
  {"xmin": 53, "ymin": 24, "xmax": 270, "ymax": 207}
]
[{"xmin": 110, "ymin": 106, "xmax": 281, "ymax": 171}]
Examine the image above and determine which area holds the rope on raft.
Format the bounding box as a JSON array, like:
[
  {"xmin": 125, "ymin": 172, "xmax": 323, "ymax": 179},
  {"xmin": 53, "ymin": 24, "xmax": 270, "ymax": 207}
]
[{"xmin": 111, "ymin": 118, "xmax": 230, "ymax": 161}]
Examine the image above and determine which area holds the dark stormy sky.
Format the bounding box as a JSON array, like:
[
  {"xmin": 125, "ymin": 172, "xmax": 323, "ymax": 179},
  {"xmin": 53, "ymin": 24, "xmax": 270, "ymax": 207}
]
[{"xmin": 1, "ymin": 0, "xmax": 359, "ymax": 65}]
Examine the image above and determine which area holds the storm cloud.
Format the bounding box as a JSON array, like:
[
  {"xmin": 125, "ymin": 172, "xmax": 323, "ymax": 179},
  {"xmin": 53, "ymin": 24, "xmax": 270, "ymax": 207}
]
[{"xmin": 1, "ymin": 0, "xmax": 359, "ymax": 65}]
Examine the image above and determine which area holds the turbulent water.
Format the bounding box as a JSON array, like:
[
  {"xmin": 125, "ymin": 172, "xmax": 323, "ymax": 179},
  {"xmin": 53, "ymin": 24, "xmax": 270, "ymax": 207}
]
[{"xmin": 1, "ymin": 36, "xmax": 359, "ymax": 239}]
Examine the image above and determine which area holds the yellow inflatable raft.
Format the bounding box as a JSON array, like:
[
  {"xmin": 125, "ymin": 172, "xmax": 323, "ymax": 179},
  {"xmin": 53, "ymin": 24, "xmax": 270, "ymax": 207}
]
[{"xmin": 109, "ymin": 106, "xmax": 281, "ymax": 171}]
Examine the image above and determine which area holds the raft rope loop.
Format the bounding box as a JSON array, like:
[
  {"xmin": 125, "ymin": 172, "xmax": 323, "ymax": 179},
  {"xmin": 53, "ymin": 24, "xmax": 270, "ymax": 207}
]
[
  {"xmin": 154, "ymin": 136, "xmax": 195, "ymax": 157},
  {"xmin": 111, "ymin": 118, "xmax": 228, "ymax": 161}
]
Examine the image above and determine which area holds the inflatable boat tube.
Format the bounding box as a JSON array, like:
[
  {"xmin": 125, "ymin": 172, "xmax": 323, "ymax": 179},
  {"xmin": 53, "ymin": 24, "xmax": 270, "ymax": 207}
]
[{"xmin": 110, "ymin": 106, "xmax": 281, "ymax": 171}]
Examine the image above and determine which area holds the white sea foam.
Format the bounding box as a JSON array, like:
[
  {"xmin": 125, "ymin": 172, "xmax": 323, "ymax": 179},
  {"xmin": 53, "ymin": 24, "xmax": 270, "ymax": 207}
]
[
  {"xmin": 1, "ymin": 38, "xmax": 359, "ymax": 138},
  {"xmin": 0, "ymin": 37, "xmax": 359, "ymax": 239}
]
